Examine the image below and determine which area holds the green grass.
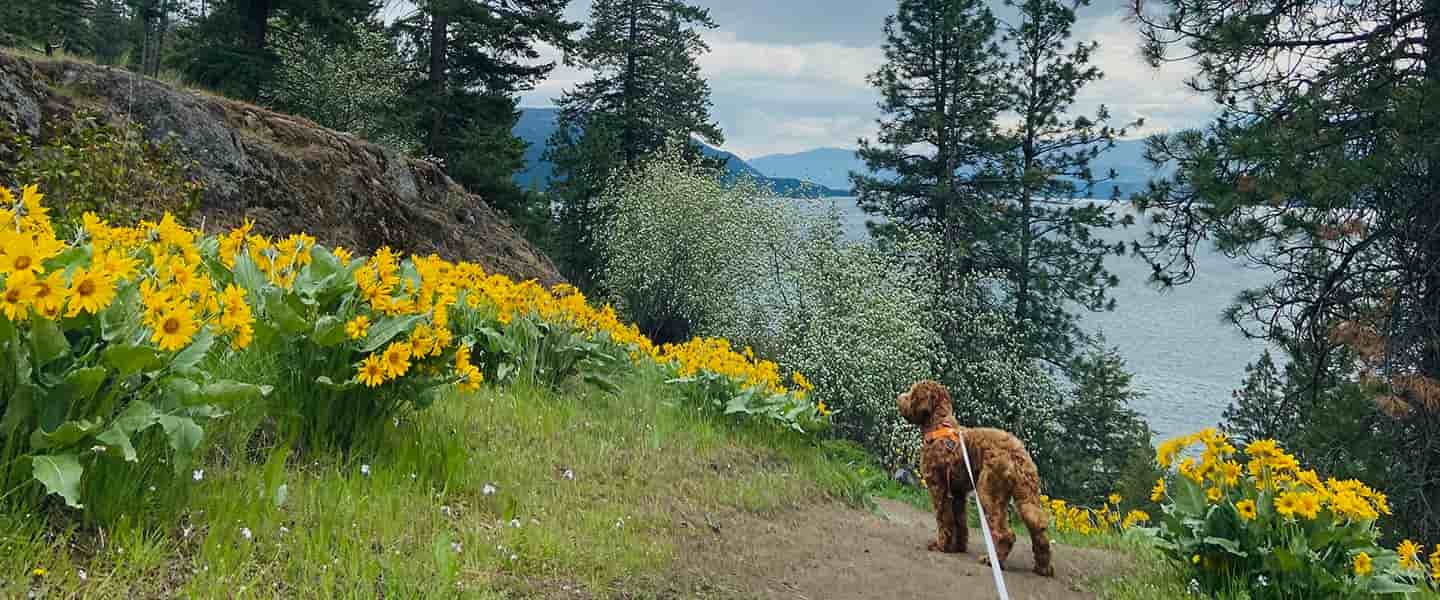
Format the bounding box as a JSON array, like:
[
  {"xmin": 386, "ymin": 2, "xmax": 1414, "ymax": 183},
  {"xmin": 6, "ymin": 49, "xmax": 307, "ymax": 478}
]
[{"xmin": 0, "ymin": 373, "xmax": 870, "ymax": 598}]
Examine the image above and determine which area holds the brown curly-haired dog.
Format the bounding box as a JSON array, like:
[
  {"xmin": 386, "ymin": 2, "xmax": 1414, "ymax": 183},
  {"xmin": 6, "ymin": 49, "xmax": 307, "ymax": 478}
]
[{"xmin": 897, "ymin": 380, "xmax": 1054, "ymax": 577}]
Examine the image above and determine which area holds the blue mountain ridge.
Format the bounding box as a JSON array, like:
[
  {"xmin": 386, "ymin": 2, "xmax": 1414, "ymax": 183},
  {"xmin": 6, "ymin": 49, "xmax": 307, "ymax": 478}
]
[{"xmin": 511, "ymin": 108, "xmax": 849, "ymax": 197}]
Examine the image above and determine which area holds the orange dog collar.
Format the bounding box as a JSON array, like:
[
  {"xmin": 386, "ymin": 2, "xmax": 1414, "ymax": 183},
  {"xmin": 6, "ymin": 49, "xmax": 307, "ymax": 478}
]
[{"xmin": 925, "ymin": 426, "xmax": 960, "ymax": 444}]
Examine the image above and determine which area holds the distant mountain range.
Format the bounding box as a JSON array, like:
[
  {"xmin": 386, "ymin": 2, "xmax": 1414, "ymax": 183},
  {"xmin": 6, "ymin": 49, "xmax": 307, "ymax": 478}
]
[
  {"xmin": 512, "ymin": 108, "xmax": 849, "ymax": 198},
  {"xmin": 514, "ymin": 107, "xmax": 1165, "ymax": 199},
  {"xmin": 749, "ymin": 140, "xmax": 1165, "ymax": 200}
]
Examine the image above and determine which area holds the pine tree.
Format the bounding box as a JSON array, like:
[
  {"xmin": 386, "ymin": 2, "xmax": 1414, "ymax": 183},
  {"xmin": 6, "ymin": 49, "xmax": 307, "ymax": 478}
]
[
  {"xmin": 1132, "ymin": 0, "xmax": 1440, "ymax": 539},
  {"xmin": 989, "ymin": 0, "xmax": 1135, "ymax": 367},
  {"xmin": 851, "ymin": 0, "xmax": 1006, "ymax": 368},
  {"xmin": 175, "ymin": 0, "xmax": 375, "ymax": 100},
  {"xmin": 545, "ymin": 0, "xmax": 723, "ymax": 288}
]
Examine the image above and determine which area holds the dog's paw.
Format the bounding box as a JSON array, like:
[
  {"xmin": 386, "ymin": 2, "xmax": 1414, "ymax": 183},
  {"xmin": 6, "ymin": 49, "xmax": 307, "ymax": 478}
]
[
  {"xmin": 1034, "ymin": 563, "xmax": 1056, "ymax": 577},
  {"xmin": 978, "ymin": 554, "xmax": 1003, "ymax": 569},
  {"xmin": 927, "ymin": 540, "xmax": 941, "ymax": 552}
]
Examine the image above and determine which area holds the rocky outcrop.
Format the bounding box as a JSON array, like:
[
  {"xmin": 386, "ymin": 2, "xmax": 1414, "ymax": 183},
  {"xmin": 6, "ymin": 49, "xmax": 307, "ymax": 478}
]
[{"xmin": 0, "ymin": 51, "xmax": 563, "ymax": 285}]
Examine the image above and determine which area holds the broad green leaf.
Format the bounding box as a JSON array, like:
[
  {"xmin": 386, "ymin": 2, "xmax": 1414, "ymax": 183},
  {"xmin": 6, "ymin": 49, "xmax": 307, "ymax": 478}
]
[
  {"xmin": 32, "ymin": 453, "xmax": 83, "ymax": 508},
  {"xmin": 359, "ymin": 315, "xmax": 423, "ymax": 353},
  {"xmin": 95, "ymin": 425, "xmax": 138, "ymax": 462},
  {"xmin": 1, "ymin": 383, "xmax": 38, "ymax": 434},
  {"xmin": 1367, "ymin": 576, "xmax": 1417, "ymax": 594},
  {"xmin": 232, "ymin": 253, "xmax": 268, "ymax": 296},
  {"xmin": 1201, "ymin": 536, "xmax": 1246, "ymax": 556},
  {"xmin": 171, "ymin": 329, "xmax": 215, "ymax": 371},
  {"xmin": 31, "ymin": 418, "xmax": 102, "ymax": 450},
  {"xmin": 195, "ymin": 380, "xmax": 271, "ymax": 408},
  {"xmin": 30, "ymin": 319, "xmax": 69, "ymax": 365},
  {"xmin": 315, "ymin": 376, "xmax": 357, "ymax": 391},
  {"xmin": 724, "ymin": 395, "xmax": 755, "ymax": 415},
  {"xmin": 101, "ymin": 344, "xmax": 162, "ymax": 377},
  {"xmin": 99, "ymin": 286, "xmax": 139, "ymax": 341},
  {"xmin": 263, "ymin": 289, "xmax": 309, "ymax": 334},
  {"xmin": 157, "ymin": 415, "xmax": 203, "ymax": 473},
  {"xmin": 162, "ymin": 377, "xmax": 201, "ymax": 406},
  {"xmin": 57, "ymin": 366, "xmax": 107, "ymax": 404},
  {"xmin": 311, "ymin": 315, "xmax": 346, "ymax": 347}
]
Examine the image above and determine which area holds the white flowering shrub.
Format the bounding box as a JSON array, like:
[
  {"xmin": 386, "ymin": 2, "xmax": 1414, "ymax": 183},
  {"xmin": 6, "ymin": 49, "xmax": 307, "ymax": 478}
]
[{"xmin": 601, "ymin": 151, "xmax": 1066, "ymax": 468}]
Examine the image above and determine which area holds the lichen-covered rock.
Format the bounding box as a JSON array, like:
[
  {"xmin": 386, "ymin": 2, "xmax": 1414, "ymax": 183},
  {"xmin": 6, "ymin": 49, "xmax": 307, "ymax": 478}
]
[{"xmin": 0, "ymin": 51, "xmax": 563, "ymax": 285}]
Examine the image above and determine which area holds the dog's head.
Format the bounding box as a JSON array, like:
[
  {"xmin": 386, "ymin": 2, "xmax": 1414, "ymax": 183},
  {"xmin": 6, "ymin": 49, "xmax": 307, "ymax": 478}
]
[{"xmin": 897, "ymin": 380, "xmax": 952, "ymax": 427}]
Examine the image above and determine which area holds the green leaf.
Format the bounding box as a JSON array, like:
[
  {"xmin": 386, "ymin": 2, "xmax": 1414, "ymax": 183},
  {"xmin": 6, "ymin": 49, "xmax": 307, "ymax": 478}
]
[
  {"xmin": 101, "ymin": 344, "xmax": 163, "ymax": 377},
  {"xmin": 311, "ymin": 315, "xmax": 346, "ymax": 347},
  {"xmin": 32, "ymin": 453, "xmax": 84, "ymax": 508},
  {"xmin": 1, "ymin": 383, "xmax": 38, "ymax": 434},
  {"xmin": 194, "ymin": 380, "xmax": 271, "ymax": 408},
  {"xmin": 30, "ymin": 318, "xmax": 69, "ymax": 365},
  {"xmin": 232, "ymin": 253, "xmax": 268, "ymax": 296},
  {"xmin": 171, "ymin": 329, "xmax": 215, "ymax": 371},
  {"xmin": 1366, "ymin": 576, "xmax": 1417, "ymax": 594},
  {"xmin": 30, "ymin": 418, "xmax": 102, "ymax": 450},
  {"xmin": 359, "ymin": 315, "xmax": 422, "ymax": 353},
  {"xmin": 1202, "ymin": 536, "xmax": 1246, "ymax": 556},
  {"xmin": 157, "ymin": 415, "xmax": 203, "ymax": 473},
  {"xmin": 57, "ymin": 366, "xmax": 107, "ymax": 404},
  {"xmin": 264, "ymin": 289, "xmax": 310, "ymax": 335},
  {"xmin": 315, "ymin": 376, "xmax": 358, "ymax": 392},
  {"xmin": 99, "ymin": 287, "xmax": 139, "ymax": 342}
]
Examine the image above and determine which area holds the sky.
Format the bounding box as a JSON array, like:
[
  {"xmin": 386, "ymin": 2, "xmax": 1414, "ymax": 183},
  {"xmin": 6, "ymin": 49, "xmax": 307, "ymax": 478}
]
[{"xmin": 391, "ymin": 0, "xmax": 1216, "ymax": 160}]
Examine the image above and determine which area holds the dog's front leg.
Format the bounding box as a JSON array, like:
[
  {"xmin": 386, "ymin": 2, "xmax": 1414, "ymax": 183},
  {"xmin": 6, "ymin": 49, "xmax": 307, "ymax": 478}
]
[{"xmin": 926, "ymin": 477, "xmax": 963, "ymax": 553}]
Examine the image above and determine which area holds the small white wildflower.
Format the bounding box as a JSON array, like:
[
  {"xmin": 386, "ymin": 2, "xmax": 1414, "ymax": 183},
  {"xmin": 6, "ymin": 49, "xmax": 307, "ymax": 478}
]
[
  {"xmin": 148, "ymin": 486, "xmax": 156, "ymax": 492},
  {"xmin": 450, "ymin": 541, "xmax": 462, "ymax": 553},
  {"xmin": 615, "ymin": 518, "xmax": 624, "ymax": 529},
  {"xmin": 279, "ymin": 526, "xmax": 290, "ymax": 535},
  {"xmin": 1257, "ymin": 575, "xmax": 1269, "ymax": 587},
  {"xmin": 240, "ymin": 527, "xmax": 253, "ymax": 540},
  {"xmin": 509, "ymin": 554, "xmax": 517, "ymax": 562},
  {"xmin": 482, "ymin": 483, "xmax": 497, "ymax": 496},
  {"xmin": 360, "ymin": 464, "xmax": 370, "ymax": 476},
  {"xmin": 440, "ymin": 505, "xmax": 452, "ymax": 517},
  {"xmin": 192, "ymin": 469, "xmax": 204, "ymax": 481},
  {"xmin": 77, "ymin": 569, "xmax": 87, "ymax": 582},
  {"xmin": 90, "ymin": 445, "xmax": 106, "ymax": 453},
  {"xmin": 561, "ymin": 468, "xmax": 575, "ymax": 481},
  {"xmin": 410, "ymin": 473, "xmax": 417, "ymax": 480},
  {"xmin": 509, "ymin": 518, "xmax": 521, "ymax": 529}
]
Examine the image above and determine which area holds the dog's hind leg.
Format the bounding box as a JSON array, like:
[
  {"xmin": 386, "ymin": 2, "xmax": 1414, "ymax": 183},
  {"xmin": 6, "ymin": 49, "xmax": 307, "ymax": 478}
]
[
  {"xmin": 975, "ymin": 472, "xmax": 1016, "ymax": 568},
  {"xmin": 1015, "ymin": 483, "xmax": 1055, "ymax": 576}
]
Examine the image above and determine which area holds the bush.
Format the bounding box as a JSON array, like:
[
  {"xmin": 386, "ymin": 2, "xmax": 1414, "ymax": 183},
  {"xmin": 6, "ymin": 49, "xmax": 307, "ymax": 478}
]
[
  {"xmin": 0, "ymin": 187, "xmax": 266, "ymax": 522},
  {"xmin": 1145, "ymin": 428, "xmax": 1425, "ymax": 598},
  {"xmin": 0, "ymin": 111, "xmax": 201, "ymax": 232},
  {"xmin": 1, "ymin": 181, "xmax": 824, "ymax": 524},
  {"xmin": 598, "ymin": 149, "xmax": 1067, "ymax": 468}
]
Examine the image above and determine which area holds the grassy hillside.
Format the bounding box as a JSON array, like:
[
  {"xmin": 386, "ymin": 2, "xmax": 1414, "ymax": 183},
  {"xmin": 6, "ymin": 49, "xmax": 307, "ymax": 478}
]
[{"xmin": 0, "ymin": 368, "xmax": 871, "ymax": 598}]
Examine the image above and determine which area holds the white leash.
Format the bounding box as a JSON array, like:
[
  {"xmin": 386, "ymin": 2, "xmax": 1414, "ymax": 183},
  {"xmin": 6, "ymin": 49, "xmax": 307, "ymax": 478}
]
[{"xmin": 958, "ymin": 431, "xmax": 1011, "ymax": 600}]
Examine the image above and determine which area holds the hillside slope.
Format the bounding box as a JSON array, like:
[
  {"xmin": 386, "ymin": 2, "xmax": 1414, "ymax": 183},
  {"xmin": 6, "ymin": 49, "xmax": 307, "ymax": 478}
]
[{"xmin": 0, "ymin": 52, "xmax": 562, "ymax": 285}]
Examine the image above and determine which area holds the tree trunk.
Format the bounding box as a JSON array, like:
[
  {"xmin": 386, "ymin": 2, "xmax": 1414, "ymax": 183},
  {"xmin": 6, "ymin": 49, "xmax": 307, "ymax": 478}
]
[
  {"xmin": 427, "ymin": 3, "xmax": 450, "ymax": 157},
  {"xmin": 246, "ymin": 0, "xmax": 271, "ymax": 51},
  {"xmin": 622, "ymin": 4, "xmax": 639, "ymax": 168}
]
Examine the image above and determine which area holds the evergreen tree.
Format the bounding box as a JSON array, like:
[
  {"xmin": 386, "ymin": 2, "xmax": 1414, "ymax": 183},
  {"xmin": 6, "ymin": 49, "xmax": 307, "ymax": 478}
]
[
  {"xmin": 545, "ymin": 0, "xmax": 723, "ymax": 288},
  {"xmin": 851, "ymin": 0, "xmax": 1006, "ymax": 370},
  {"xmin": 991, "ymin": 0, "xmax": 1134, "ymax": 368},
  {"xmin": 175, "ymin": 0, "xmax": 375, "ymax": 100},
  {"xmin": 0, "ymin": 0, "xmax": 97, "ymax": 54},
  {"xmin": 1132, "ymin": 0, "xmax": 1440, "ymax": 538},
  {"xmin": 392, "ymin": 1, "xmax": 577, "ymax": 234},
  {"xmin": 1049, "ymin": 342, "xmax": 1153, "ymax": 503}
]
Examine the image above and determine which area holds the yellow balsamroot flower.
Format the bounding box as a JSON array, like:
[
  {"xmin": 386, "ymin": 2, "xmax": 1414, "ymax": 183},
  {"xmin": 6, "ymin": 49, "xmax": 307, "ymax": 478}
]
[
  {"xmin": 458, "ymin": 364, "xmax": 483, "ymax": 392},
  {"xmin": 30, "ymin": 567, "xmax": 45, "ymax": 578},
  {"xmin": 1430, "ymin": 544, "xmax": 1440, "ymax": 581},
  {"xmin": 357, "ymin": 355, "xmax": 387, "ymax": 387},
  {"xmin": 1294, "ymin": 492, "xmax": 1322, "ymax": 520},
  {"xmin": 1206, "ymin": 486, "xmax": 1223, "ymax": 504},
  {"xmin": 1275, "ymin": 491, "xmax": 1301, "ymax": 519},
  {"xmin": 1397, "ymin": 539, "xmax": 1421, "ymax": 570},
  {"xmin": 1218, "ymin": 460, "xmax": 1242, "ymax": 487},
  {"xmin": 816, "ymin": 400, "xmax": 830, "ymax": 417},
  {"xmin": 1235, "ymin": 499, "xmax": 1257, "ymax": 521},
  {"xmin": 381, "ymin": 341, "xmax": 412, "ymax": 378},
  {"xmin": 1121, "ymin": 510, "xmax": 1150, "ymax": 529},
  {"xmin": 346, "ymin": 315, "xmax": 371, "ymax": 340},
  {"xmin": 1151, "ymin": 478, "xmax": 1166, "ymax": 502},
  {"xmin": 29, "ymin": 270, "xmax": 67, "ymax": 317},
  {"xmin": 0, "ymin": 231, "xmax": 52, "ymax": 276},
  {"xmin": 65, "ymin": 267, "xmax": 117, "ymax": 317},
  {"xmin": 1246, "ymin": 439, "xmax": 1281, "ymax": 460},
  {"xmin": 1, "ymin": 270, "xmax": 37, "ymax": 320},
  {"xmin": 1353, "ymin": 552, "xmax": 1373, "ymax": 577},
  {"xmin": 150, "ymin": 302, "xmax": 199, "ymax": 352},
  {"xmin": 1108, "ymin": 493, "xmax": 1122, "ymax": 506},
  {"xmin": 333, "ymin": 246, "xmax": 353, "ymax": 264},
  {"xmin": 1178, "ymin": 457, "xmax": 1204, "ymax": 484}
]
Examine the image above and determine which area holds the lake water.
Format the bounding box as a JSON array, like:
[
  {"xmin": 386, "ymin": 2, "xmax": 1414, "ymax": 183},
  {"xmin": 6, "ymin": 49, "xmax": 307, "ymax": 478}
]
[{"xmin": 812, "ymin": 198, "xmax": 1273, "ymax": 442}]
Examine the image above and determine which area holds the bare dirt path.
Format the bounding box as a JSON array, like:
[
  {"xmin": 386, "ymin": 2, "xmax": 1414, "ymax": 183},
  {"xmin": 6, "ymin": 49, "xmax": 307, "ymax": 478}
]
[{"xmin": 676, "ymin": 498, "xmax": 1126, "ymax": 600}]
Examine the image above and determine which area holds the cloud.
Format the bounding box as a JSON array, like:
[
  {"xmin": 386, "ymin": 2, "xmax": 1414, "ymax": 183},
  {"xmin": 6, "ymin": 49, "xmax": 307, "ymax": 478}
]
[{"xmin": 521, "ymin": 5, "xmax": 1214, "ymax": 157}]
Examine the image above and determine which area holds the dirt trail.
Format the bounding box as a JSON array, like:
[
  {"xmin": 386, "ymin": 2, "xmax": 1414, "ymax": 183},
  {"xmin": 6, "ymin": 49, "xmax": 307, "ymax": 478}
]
[{"xmin": 678, "ymin": 498, "xmax": 1126, "ymax": 600}]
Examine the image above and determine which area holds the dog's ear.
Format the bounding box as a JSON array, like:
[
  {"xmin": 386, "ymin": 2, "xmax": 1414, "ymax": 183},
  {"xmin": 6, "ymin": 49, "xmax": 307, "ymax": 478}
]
[
  {"xmin": 910, "ymin": 380, "xmax": 952, "ymax": 424},
  {"xmin": 897, "ymin": 382, "xmax": 929, "ymax": 425}
]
